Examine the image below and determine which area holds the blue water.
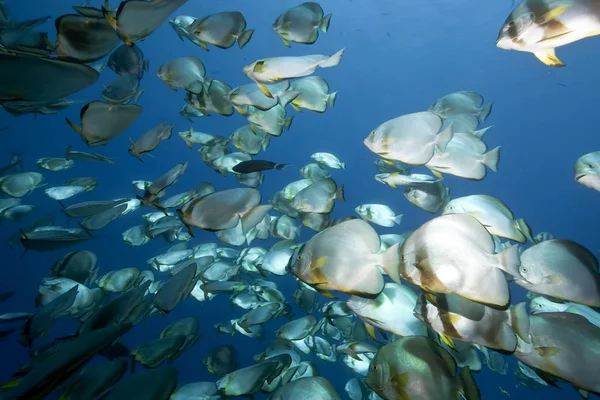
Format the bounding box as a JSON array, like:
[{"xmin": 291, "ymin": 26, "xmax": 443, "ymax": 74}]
[{"xmin": 1, "ymin": 0, "xmax": 598, "ymax": 398}]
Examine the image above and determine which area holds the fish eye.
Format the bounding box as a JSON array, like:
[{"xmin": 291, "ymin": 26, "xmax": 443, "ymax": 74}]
[{"xmin": 520, "ymin": 266, "xmax": 528, "ymax": 274}]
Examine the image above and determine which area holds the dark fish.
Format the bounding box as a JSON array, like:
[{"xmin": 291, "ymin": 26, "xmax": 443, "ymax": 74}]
[
  {"xmin": 102, "ymin": 365, "xmax": 178, "ymax": 400},
  {"xmin": 0, "ymin": 50, "xmax": 99, "ymax": 102},
  {"xmin": 0, "ymin": 291, "xmax": 14, "ymax": 302},
  {"xmin": 54, "ymin": 14, "xmax": 120, "ymax": 62},
  {"xmin": 154, "ymin": 263, "xmax": 197, "ymax": 313},
  {"xmin": 0, "ymin": 152, "xmax": 22, "ymax": 176},
  {"xmin": 232, "ymin": 160, "xmax": 289, "ymax": 174},
  {"xmin": 2, "ymin": 324, "xmax": 131, "ymax": 400},
  {"xmin": 60, "ymin": 359, "xmax": 128, "ymax": 400}
]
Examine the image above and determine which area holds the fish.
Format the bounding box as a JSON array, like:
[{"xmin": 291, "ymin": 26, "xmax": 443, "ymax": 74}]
[
  {"xmin": 65, "ymin": 145, "xmax": 114, "ymax": 163},
  {"xmin": 0, "ymin": 50, "xmax": 99, "ymax": 102},
  {"xmin": 290, "ymin": 76, "xmax": 337, "ymax": 113},
  {"xmin": 394, "ymin": 213, "xmax": 522, "ymax": 308},
  {"xmin": 496, "ymin": 0, "xmax": 600, "ymax": 66},
  {"xmin": 515, "ymin": 312, "xmax": 600, "ymax": 394},
  {"xmin": 128, "ymin": 121, "xmax": 173, "ymax": 160},
  {"xmin": 232, "ymin": 160, "xmax": 289, "ymax": 174},
  {"xmin": 291, "ymin": 219, "xmax": 400, "ymax": 298},
  {"xmin": 364, "ymin": 111, "xmax": 453, "ymax": 165},
  {"xmin": 67, "ymin": 102, "xmax": 142, "ymax": 147},
  {"xmin": 442, "ymin": 194, "xmax": 534, "ymax": 243},
  {"xmin": 271, "ymin": 376, "xmax": 341, "ymax": 399},
  {"xmin": 53, "ymin": 14, "xmax": 120, "ymax": 62},
  {"xmin": 187, "ymin": 11, "xmax": 254, "ymax": 50},
  {"xmin": 575, "ymin": 150, "xmax": 600, "ymax": 191},
  {"xmin": 107, "ymin": 43, "xmax": 148, "ymax": 78},
  {"xmin": 515, "ymin": 239, "xmax": 600, "ymax": 307},
  {"xmin": 243, "ymin": 49, "xmax": 345, "ymax": 97},
  {"xmin": 102, "ymin": 0, "xmax": 189, "ymax": 45},
  {"xmin": 429, "ymin": 91, "xmax": 493, "ymax": 123},
  {"xmin": 273, "ymin": 2, "xmax": 332, "ymax": 47},
  {"xmin": 157, "ymin": 56, "xmax": 211, "ymax": 94},
  {"xmin": 365, "ymin": 336, "xmax": 480, "ymax": 400}
]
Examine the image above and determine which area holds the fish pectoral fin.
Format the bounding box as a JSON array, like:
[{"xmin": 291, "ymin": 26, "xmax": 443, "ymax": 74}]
[
  {"xmin": 535, "ymin": 31, "xmax": 574, "ymax": 44},
  {"xmin": 253, "ymin": 61, "xmax": 265, "ymax": 73},
  {"xmin": 256, "ymin": 83, "xmax": 273, "ymax": 98},
  {"xmin": 364, "ymin": 321, "xmax": 376, "ymax": 340},
  {"xmin": 543, "ymin": 273, "xmax": 563, "ymax": 285},
  {"xmin": 440, "ymin": 333, "xmax": 457, "ymax": 350},
  {"xmin": 415, "ymin": 258, "xmax": 431, "ymax": 271},
  {"xmin": 537, "ymin": 5, "xmax": 570, "ymax": 25},
  {"xmin": 533, "ymin": 49, "xmax": 565, "ymax": 67},
  {"xmin": 431, "ymin": 170, "xmax": 444, "ymax": 179},
  {"xmin": 535, "ymin": 346, "xmax": 560, "ymax": 357}
]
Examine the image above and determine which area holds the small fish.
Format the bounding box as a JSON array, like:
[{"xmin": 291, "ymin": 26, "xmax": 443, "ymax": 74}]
[{"xmin": 232, "ymin": 160, "xmax": 289, "ymax": 174}]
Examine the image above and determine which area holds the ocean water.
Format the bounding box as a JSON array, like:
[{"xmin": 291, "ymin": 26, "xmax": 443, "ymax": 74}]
[{"xmin": 0, "ymin": 0, "xmax": 598, "ymax": 399}]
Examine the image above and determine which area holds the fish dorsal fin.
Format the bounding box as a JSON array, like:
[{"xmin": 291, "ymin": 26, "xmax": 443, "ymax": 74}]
[{"xmin": 537, "ymin": 5, "xmax": 569, "ymax": 25}]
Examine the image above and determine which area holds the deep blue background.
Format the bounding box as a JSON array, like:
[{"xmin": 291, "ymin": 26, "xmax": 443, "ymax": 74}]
[{"xmin": 1, "ymin": 0, "xmax": 598, "ymax": 398}]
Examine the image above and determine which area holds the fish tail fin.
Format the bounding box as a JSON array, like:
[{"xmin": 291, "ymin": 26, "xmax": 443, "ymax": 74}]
[
  {"xmin": 435, "ymin": 123, "xmax": 453, "ymax": 152},
  {"xmin": 335, "ymin": 184, "xmax": 345, "ymax": 201},
  {"xmin": 283, "ymin": 116, "xmax": 294, "ymax": 131},
  {"xmin": 133, "ymin": 89, "xmax": 145, "ymax": 104},
  {"xmin": 483, "ymin": 146, "xmax": 501, "ymax": 172},
  {"xmin": 326, "ymin": 91, "xmax": 338, "ymax": 109},
  {"xmin": 458, "ymin": 367, "xmax": 481, "ymax": 400},
  {"xmin": 477, "ymin": 103, "xmax": 493, "ymax": 123},
  {"xmin": 393, "ymin": 214, "xmax": 403, "ymax": 225},
  {"xmin": 472, "ymin": 125, "xmax": 492, "ymax": 139},
  {"xmin": 319, "ymin": 48, "xmax": 345, "ymax": 68},
  {"xmin": 275, "ymin": 163, "xmax": 289, "ymax": 171},
  {"xmin": 278, "ymin": 90, "xmax": 300, "ymax": 108},
  {"xmin": 379, "ymin": 242, "xmax": 401, "ymax": 282},
  {"xmin": 319, "ymin": 13, "xmax": 332, "ymax": 33},
  {"xmin": 237, "ymin": 29, "xmax": 254, "ymax": 49},
  {"xmin": 494, "ymin": 244, "xmax": 521, "ymax": 278},
  {"xmin": 515, "ymin": 218, "xmax": 535, "ymax": 243},
  {"xmin": 509, "ymin": 302, "xmax": 531, "ymax": 343}
]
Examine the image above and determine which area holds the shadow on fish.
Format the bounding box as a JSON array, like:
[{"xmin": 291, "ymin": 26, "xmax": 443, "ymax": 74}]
[{"xmin": 232, "ymin": 160, "xmax": 289, "ymax": 174}]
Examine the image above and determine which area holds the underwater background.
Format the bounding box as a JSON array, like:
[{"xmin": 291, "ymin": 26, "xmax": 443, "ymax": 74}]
[{"xmin": 1, "ymin": 0, "xmax": 598, "ymax": 399}]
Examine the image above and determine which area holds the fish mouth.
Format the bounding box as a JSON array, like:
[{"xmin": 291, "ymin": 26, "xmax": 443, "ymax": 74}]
[{"xmin": 575, "ymin": 174, "xmax": 586, "ymax": 181}]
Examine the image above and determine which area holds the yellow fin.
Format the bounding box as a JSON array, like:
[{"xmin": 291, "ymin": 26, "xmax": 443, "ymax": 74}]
[
  {"xmin": 65, "ymin": 118, "xmax": 82, "ymax": 134},
  {"xmin": 449, "ymin": 313, "xmax": 463, "ymax": 325},
  {"xmin": 0, "ymin": 379, "xmax": 21, "ymax": 389},
  {"xmin": 257, "ymin": 83, "xmax": 273, "ymax": 98},
  {"xmin": 282, "ymin": 38, "xmax": 291, "ymax": 47},
  {"xmin": 432, "ymin": 170, "xmax": 444, "ymax": 179},
  {"xmin": 364, "ymin": 322, "xmax": 376, "ymax": 340},
  {"xmin": 535, "ymin": 346, "xmax": 560, "ymax": 357},
  {"xmin": 382, "ymin": 159, "xmax": 395, "ymax": 166},
  {"xmin": 533, "ymin": 49, "xmax": 565, "ymax": 67},
  {"xmin": 198, "ymin": 40, "xmax": 209, "ymax": 51},
  {"xmin": 440, "ymin": 334, "xmax": 456, "ymax": 350},
  {"xmin": 538, "ymin": 5, "xmax": 569, "ymax": 24},
  {"xmin": 318, "ymin": 289, "xmax": 336, "ymax": 299},
  {"xmin": 291, "ymin": 102, "xmax": 302, "ymax": 112},
  {"xmin": 102, "ymin": 7, "xmax": 118, "ymax": 30},
  {"xmin": 544, "ymin": 273, "xmax": 563, "ymax": 284},
  {"xmin": 314, "ymin": 256, "xmax": 327, "ymax": 269},
  {"xmin": 585, "ymin": 30, "xmax": 600, "ymax": 38},
  {"xmin": 234, "ymin": 105, "xmax": 248, "ymax": 116}
]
